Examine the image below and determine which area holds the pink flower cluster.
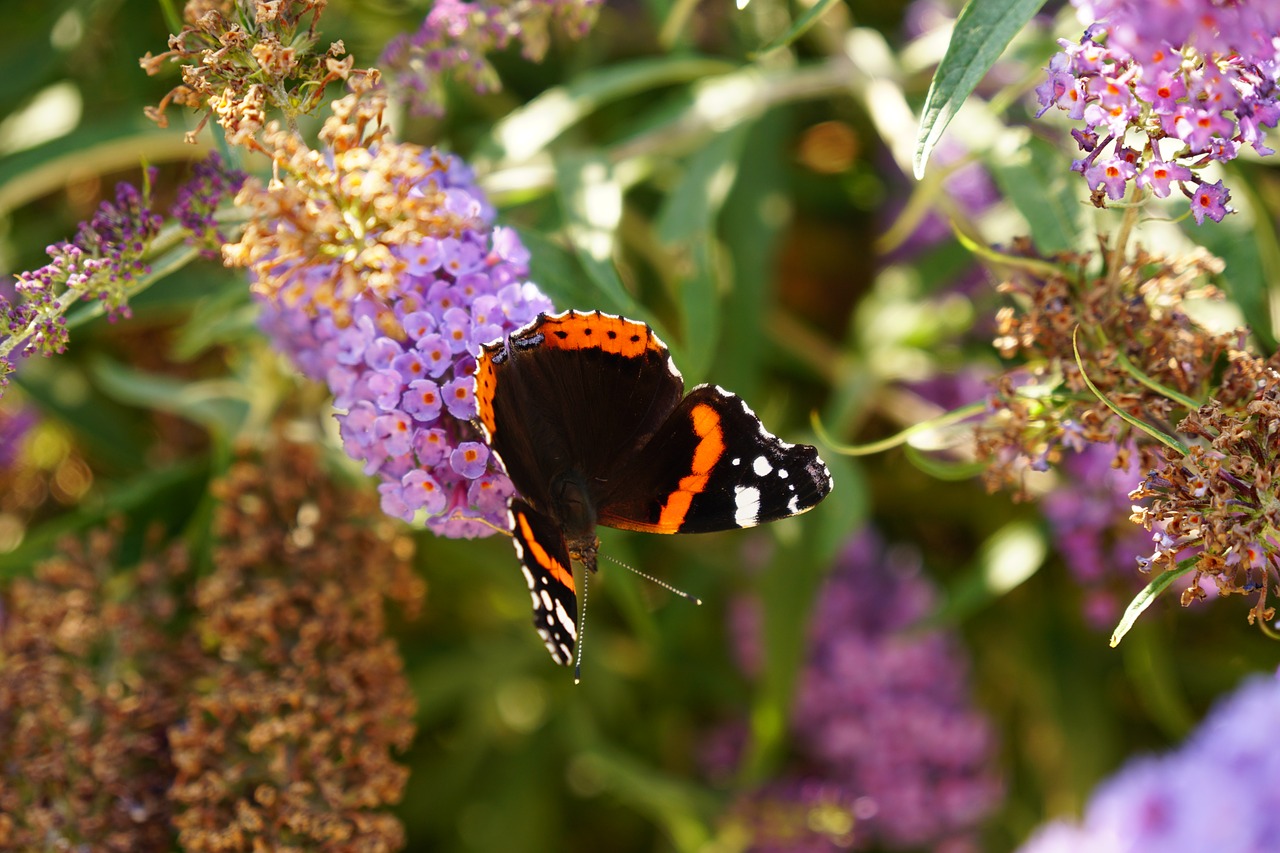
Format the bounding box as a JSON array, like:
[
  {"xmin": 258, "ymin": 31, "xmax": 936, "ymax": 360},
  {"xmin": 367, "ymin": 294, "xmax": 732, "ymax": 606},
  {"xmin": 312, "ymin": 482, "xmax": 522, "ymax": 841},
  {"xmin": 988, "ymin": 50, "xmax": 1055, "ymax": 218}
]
[{"xmin": 1036, "ymin": 0, "xmax": 1280, "ymax": 223}]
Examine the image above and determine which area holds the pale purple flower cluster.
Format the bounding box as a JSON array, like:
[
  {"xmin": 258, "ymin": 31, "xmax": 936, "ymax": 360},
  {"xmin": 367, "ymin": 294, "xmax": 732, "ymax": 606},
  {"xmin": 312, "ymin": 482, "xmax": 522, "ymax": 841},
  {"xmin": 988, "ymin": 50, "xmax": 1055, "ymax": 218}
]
[
  {"xmin": 0, "ymin": 402, "xmax": 37, "ymax": 469},
  {"xmin": 1036, "ymin": 0, "xmax": 1280, "ymax": 222},
  {"xmin": 258, "ymin": 154, "xmax": 553, "ymax": 538},
  {"xmin": 171, "ymin": 153, "xmax": 246, "ymax": 259},
  {"xmin": 1019, "ymin": 671, "xmax": 1280, "ymax": 853},
  {"xmin": 722, "ymin": 531, "xmax": 1002, "ymax": 851},
  {"xmin": 381, "ymin": 0, "xmax": 602, "ymax": 116},
  {"xmin": 1041, "ymin": 442, "xmax": 1151, "ymax": 628}
]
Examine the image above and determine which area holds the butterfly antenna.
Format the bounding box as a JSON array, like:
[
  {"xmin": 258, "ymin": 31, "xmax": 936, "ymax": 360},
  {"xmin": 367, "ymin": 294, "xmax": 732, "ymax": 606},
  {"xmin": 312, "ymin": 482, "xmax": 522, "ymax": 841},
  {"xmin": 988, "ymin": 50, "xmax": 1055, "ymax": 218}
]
[
  {"xmin": 574, "ymin": 566, "xmax": 588, "ymax": 684},
  {"xmin": 602, "ymin": 554, "xmax": 703, "ymax": 606}
]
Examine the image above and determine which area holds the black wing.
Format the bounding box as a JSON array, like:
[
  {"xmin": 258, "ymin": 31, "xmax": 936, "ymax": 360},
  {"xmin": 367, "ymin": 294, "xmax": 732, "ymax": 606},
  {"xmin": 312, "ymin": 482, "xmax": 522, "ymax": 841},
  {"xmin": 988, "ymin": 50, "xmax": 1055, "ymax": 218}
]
[
  {"xmin": 595, "ymin": 384, "xmax": 832, "ymax": 534},
  {"xmin": 509, "ymin": 499, "xmax": 579, "ymax": 665},
  {"xmin": 476, "ymin": 310, "xmax": 684, "ymax": 516}
]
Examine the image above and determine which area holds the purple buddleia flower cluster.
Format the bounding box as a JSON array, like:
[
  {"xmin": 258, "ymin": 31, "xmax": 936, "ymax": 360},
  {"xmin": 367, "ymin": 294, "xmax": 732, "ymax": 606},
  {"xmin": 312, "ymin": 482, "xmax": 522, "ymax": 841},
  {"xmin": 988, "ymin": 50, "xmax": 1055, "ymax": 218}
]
[
  {"xmin": 1041, "ymin": 441, "xmax": 1153, "ymax": 628},
  {"xmin": 258, "ymin": 153, "xmax": 554, "ymax": 538},
  {"xmin": 720, "ymin": 530, "xmax": 1003, "ymax": 851},
  {"xmin": 1035, "ymin": 0, "xmax": 1280, "ymax": 222},
  {"xmin": 171, "ymin": 153, "xmax": 247, "ymax": 259},
  {"xmin": 380, "ymin": 0, "xmax": 602, "ymax": 116},
  {"xmin": 1018, "ymin": 671, "xmax": 1280, "ymax": 852},
  {"xmin": 2, "ymin": 175, "xmax": 162, "ymax": 388},
  {"xmin": 0, "ymin": 401, "xmax": 37, "ymax": 469}
]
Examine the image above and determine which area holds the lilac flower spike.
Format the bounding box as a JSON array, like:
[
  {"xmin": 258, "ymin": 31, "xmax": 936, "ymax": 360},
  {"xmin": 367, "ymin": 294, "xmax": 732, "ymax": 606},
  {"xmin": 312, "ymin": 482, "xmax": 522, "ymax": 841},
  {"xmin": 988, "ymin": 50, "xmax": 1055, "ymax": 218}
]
[
  {"xmin": 2, "ymin": 175, "xmax": 163, "ymax": 388},
  {"xmin": 260, "ymin": 153, "xmax": 553, "ymax": 538},
  {"xmin": 722, "ymin": 529, "xmax": 1003, "ymax": 850},
  {"xmin": 1018, "ymin": 672, "xmax": 1280, "ymax": 853},
  {"xmin": 1036, "ymin": 0, "xmax": 1280, "ymax": 221}
]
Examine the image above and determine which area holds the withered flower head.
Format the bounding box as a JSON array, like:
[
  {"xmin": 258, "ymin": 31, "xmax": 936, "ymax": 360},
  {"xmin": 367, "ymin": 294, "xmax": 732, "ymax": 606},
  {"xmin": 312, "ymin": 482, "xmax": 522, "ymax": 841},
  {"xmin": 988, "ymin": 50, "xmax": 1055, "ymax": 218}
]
[
  {"xmin": 141, "ymin": 0, "xmax": 349, "ymax": 145},
  {"xmin": 169, "ymin": 440, "xmax": 423, "ymax": 853},
  {"xmin": 977, "ymin": 239, "xmax": 1236, "ymax": 497},
  {"xmin": 223, "ymin": 81, "xmax": 474, "ymax": 319},
  {"xmin": 0, "ymin": 527, "xmax": 195, "ymax": 851},
  {"xmin": 1130, "ymin": 353, "xmax": 1280, "ymax": 625},
  {"xmin": 976, "ymin": 237, "xmax": 1280, "ymax": 630}
]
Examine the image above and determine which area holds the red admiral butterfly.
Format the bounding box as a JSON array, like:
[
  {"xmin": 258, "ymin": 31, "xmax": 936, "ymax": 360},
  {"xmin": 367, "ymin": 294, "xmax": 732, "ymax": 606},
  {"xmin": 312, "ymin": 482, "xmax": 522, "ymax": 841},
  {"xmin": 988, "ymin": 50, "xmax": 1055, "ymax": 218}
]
[{"xmin": 476, "ymin": 310, "xmax": 833, "ymax": 667}]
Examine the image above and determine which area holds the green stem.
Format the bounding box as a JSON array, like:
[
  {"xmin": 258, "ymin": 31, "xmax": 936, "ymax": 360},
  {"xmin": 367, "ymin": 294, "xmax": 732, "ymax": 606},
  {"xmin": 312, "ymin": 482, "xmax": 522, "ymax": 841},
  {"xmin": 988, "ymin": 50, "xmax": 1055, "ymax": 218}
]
[{"xmin": 813, "ymin": 401, "xmax": 986, "ymax": 456}]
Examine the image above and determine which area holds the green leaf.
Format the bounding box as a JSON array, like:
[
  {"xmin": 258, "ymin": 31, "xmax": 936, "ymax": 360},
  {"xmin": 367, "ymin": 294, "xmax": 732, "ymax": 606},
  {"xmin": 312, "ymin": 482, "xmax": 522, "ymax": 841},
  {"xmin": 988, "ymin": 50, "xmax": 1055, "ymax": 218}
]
[
  {"xmin": 988, "ymin": 134, "xmax": 1083, "ymax": 253},
  {"xmin": 0, "ymin": 458, "xmax": 208, "ymax": 577},
  {"xmin": 916, "ymin": 520, "xmax": 1047, "ymax": 628},
  {"xmin": 914, "ymin": 0, "xmax": 1048, "ymax": 178},
  {"xmin": 716, "ymin": 112, "xmax": 790, "ymax": 399},
  {"xmin": 655, "ymin": 125, "xmax": 750, "ymax": 379},
  {"xmin": 89, "ymin": 356, "xmax": 249, "ymax": 437},
  {"xmin": 1190, "ymin": 174, "xmax": 1277, "ymax": 349},
  {"xmin": 0, "ymin": 119, "xmax": 195, "ymax": 217},
  {"xmin": 513, "ymin": 226, "xmax": 603, "ymax": 312},
  {"xmin": 171, "ymin": 279, "xmax": 261, "ymax": 361},
  {"xmin": 1110, "ymin": 561, "xmax": 1197, "ymax": 647},
  {"xmin": 478, "ymin": 56, "xmax": 736, "ymax": 164},
  {"xmin": 13, "ymin": 360, "xmax": 148, "ymax": 467},
  {"xmin": 568, "ymin": 747, "xmax": 716, "ymax": 852},
  {"xmin": 554, "ymin": 153, "xmax": 643, "ymax": 318},
  {"xmin": 751, "ymin": 0, "xmax": 845, "ymax": 58}
]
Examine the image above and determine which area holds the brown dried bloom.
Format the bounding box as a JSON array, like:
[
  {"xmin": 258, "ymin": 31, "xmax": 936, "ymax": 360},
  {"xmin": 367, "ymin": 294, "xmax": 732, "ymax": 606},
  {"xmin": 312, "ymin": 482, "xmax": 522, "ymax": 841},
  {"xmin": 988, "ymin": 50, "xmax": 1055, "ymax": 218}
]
[
  {"xmin": 222, "ymin": 80, "xmax": 473, "ymax": 320},
  {"xmin": 169, "ymin": 440, "xmax": 423, "ymax": 853},
  {"xmin": 141, "ymin": 0, "xmax": 353, "ymax": 145},
  {"xmin": 976, "ymin": 238, "xmax": 1239, "ymax": 496},
  {"xmin": 1129, "ymin": 352, "xmax": 1280, "ymax": 626},
  {"xmin": 0, "ymin": 528, "xmax": 196, "ymax": 851}
]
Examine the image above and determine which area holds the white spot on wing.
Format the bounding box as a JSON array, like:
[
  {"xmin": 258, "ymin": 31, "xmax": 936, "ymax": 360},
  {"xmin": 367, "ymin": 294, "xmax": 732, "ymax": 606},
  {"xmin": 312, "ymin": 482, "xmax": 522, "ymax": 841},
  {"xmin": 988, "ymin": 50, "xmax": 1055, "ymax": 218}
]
[
  {"xmin": 734, "ymin": 485, "xmax": 761, "ymax": 527},
  {"xmin": 540, "ymin": 589, "xmax": 553, "ymax": 611},
  {"xmin": 555, "ymin": 599, "xmax": 577, "ymax": 640},
  {"xmin": 788, "ymin": 495, "xmax": 800, "ymax": 513},
  {"xmin": 521, "ymin": 566, "xmax": 535, "ymax": 588},
  {"xmin": 753, "ymin": 456, "xmax": 772, "ymax": 477}
]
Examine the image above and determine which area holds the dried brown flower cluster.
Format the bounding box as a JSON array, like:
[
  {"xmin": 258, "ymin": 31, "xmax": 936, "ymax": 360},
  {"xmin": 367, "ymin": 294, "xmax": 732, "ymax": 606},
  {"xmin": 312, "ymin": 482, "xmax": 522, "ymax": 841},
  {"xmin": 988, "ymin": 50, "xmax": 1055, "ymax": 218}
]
[
  {"xmin": 222, "ymin": 80, "xmax": 472, "ymax": 319},
  {"xmin": 0, "ymin": 528, "xmax": 195, "ymax": 851},
  {"xmin": 0, "ymin": 441, "xmax": 423, "ymax": 851},
  {"xmin": 141, "ymin": 0, "xmax": 353, "ymax": 145},
  {"xmin": 170, "ymin": 440, "xmax": 423, "ymax": 852},
  {"xmin": 976, "ymin": 238, "xmax": 1280, "ymax": 628},
  {"xmin": 1130, "ymin": 351, "xmax": 1280, "ymax": 625},
  {"xmin": 977, "ymin": 239, "xmax": 1238, "ymax": 496}
]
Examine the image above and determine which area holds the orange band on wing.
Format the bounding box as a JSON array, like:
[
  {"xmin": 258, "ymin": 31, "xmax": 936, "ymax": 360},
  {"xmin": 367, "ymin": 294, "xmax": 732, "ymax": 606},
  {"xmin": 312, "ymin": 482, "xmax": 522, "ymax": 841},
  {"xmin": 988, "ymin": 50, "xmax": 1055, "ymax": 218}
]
[
  {"xmin": 475, "ymin": 349, "xmax": 499, "ymax": 437},
  {"xmin": 656, "ymin": 403, "xmax": 725, "ymax": 530},
  {"xmin": 517, "ymin": 512, "xmax": 575, "ymax": 593},
  {"xmin": 535, "ymin": 312, "xmax": 665, "ymax": 359}
]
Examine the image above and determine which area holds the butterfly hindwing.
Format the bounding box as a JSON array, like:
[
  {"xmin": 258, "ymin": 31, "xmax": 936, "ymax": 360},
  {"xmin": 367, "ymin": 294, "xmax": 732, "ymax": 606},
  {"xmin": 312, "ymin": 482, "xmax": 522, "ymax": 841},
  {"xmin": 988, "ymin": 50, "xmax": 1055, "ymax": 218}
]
[
  {"xmin": 596, "ymin": 384, "xmax": 833, "ymax": 534},
  {"xmin": 509, "ymin": 499, "xmax": 579, "ymax": 665}
]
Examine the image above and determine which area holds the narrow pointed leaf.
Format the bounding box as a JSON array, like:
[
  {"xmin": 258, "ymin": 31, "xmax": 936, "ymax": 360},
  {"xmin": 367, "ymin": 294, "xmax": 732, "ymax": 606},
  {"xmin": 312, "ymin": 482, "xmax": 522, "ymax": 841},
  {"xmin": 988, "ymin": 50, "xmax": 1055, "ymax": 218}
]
[{"xmin": 915, "ymin": 0, "xmax": 1047, "ymax": 178}]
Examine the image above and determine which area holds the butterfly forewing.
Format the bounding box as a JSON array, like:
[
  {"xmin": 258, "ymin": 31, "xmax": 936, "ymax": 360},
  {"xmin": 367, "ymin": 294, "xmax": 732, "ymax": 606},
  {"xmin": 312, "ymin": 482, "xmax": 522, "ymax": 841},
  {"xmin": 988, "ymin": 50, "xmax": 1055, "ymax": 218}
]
[
  {"xmin": 478, "ymin": 311, "xmax": 683, "ymax": 515},
  {"xmin": 596, "ymin": 384, "xmax": 833, "ymax": 534}
]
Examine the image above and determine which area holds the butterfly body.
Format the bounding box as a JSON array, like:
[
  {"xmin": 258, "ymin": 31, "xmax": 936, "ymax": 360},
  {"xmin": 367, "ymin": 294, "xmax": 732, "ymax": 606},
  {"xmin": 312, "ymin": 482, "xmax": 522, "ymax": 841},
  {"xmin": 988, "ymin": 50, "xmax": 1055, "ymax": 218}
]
[{"xmin": 475, "ymin": 310, "xmax": 832, "ymax": 665}]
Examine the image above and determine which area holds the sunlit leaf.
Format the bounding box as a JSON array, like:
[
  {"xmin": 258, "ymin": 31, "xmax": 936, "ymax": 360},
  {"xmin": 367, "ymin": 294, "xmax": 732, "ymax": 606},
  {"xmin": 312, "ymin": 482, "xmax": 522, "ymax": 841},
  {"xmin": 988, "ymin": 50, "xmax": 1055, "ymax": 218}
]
[{"xmin": 915, "ymin": 0, "xmax": 1047, "ymax": 178}]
